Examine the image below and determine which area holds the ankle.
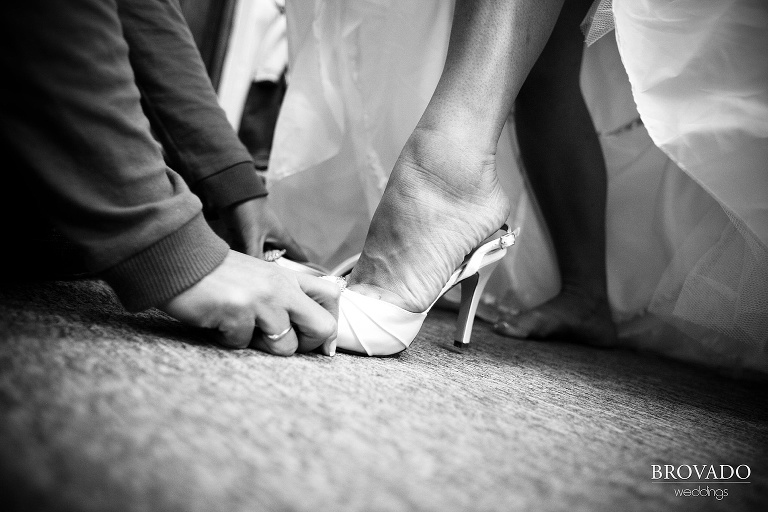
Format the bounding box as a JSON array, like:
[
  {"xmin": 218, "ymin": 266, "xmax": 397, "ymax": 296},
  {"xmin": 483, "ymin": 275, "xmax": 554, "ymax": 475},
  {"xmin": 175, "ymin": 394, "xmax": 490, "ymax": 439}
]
[
  {"xmin": 400, "ymin": 127, "xmax": 498, "ymax": 190},
  {"xmin": 410, "ymin": 121, "xmax": 498, "ymax": 161}
]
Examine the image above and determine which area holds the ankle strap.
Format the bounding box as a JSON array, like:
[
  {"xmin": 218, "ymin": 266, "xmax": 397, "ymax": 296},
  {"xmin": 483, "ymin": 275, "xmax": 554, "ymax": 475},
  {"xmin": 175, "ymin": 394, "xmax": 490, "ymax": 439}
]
[{"xmin": 455, "ymin": 225, "xmax": 519, "ymax": 282}]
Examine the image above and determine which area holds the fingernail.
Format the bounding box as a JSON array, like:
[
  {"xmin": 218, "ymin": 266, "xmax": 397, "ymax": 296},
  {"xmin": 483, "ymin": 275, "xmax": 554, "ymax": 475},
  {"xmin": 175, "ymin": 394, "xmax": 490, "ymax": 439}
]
[{"xmin": 320, "ymin": 337, "xmax": 336, "ymax": 357}]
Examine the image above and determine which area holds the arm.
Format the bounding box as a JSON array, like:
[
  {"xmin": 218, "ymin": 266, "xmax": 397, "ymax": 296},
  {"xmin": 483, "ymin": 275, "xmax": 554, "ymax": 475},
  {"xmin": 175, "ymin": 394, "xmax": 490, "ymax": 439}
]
[
  {"xmin": 0, "ymin": 0, "xmax": 333, "ymax": 354},
  {"xmin": 117, "ymin": 0, "xmax": 305, "ymax": 259}
]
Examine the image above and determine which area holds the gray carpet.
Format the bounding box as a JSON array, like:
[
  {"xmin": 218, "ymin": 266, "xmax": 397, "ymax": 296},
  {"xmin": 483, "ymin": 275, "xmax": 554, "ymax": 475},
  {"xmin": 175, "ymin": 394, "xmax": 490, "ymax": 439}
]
[{"xmin": 1, "ymin": 279, "xmax": 766, "ymax": 512}]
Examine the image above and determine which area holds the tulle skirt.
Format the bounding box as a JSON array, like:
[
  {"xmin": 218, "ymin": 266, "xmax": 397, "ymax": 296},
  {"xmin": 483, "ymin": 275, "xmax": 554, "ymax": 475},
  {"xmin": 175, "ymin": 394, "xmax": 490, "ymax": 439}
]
[{"xmin": 268, "ymin": 0, "xmax": 768, "ymax": 374}]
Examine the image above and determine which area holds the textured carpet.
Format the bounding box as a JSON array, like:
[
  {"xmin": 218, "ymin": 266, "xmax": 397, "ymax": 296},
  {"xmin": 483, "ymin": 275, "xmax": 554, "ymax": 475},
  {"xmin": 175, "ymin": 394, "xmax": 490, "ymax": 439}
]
[{"xmin": 1, "ymin": 279, "xmax": 767, "ymax": 512}]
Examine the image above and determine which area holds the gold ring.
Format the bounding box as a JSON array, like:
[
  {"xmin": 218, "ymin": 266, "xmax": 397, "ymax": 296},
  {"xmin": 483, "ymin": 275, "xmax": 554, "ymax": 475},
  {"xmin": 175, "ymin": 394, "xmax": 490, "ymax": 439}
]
[{"xmin": 264, "ymin": 325, "xmax": 292, "ymax": 341}]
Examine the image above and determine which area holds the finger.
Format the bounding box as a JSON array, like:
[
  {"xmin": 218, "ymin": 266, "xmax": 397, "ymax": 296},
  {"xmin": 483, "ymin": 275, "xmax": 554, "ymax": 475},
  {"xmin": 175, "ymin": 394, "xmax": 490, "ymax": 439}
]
[
  {"xmin": 213, "ymin": 313, "xmax": 257, "ymax": 350},
  {"xmin": 251, "ymin": 309, "xmax": 299, "ymax": 356},
  {"xmin": 284, "ymin": 277, "xmax": 340, "ymax": 353},
  {"xmin": 287, "ymin": 293, "xmax": 337, "ymax": 353},
  {"xmin": 298, "ymin": 275, "xmax": 340, "ymax": 356},
  {"xmin": 318, "ymin": 335, "xmax": 337, "ymax": 357},
  {"xmin": 265, "ymin": 232, "xmax": 308, "ymax": 262},
  {"xmin": 294, "ymin": 273, "xmax": 341, "ymax": 320},
  {"xmin": 294, "ymin": 275, "xmax": 340, "ymax": 356}
]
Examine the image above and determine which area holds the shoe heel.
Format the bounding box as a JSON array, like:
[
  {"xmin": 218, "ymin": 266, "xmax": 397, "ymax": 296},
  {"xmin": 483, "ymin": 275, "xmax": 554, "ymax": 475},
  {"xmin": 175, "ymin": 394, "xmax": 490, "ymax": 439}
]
[{"xmin": 452, "ymin": 262, "xmax": 498, "ymax": 349}]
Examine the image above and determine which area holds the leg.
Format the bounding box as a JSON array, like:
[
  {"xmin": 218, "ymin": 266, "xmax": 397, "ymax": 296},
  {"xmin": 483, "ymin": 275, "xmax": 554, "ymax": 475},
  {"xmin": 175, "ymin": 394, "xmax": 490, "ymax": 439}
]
[
  {"xmin": 348, "ymin": 0, "xmax": 565, "ymax": 313},
  {"xmin": 495, "ymin": 0, "xmax": 616, "ymax": 345}
]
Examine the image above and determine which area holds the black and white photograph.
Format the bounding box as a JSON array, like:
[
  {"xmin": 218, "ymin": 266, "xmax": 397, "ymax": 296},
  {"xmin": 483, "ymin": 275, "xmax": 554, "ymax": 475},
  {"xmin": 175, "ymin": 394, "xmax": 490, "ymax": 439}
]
[{"xmin": 1, "ymin": 0, "xmax": 766, "ymax": 510}]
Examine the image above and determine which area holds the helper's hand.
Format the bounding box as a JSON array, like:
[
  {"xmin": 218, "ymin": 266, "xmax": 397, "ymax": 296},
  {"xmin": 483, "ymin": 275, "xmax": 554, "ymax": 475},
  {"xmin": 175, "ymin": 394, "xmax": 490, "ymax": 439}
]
[
  {"xmin": 159, "ymin": 250, "xmax": 339, "ymax": 356},
  {"xmin": 221, "ymin": 197, "xmax": 307, "ymax": 261}
]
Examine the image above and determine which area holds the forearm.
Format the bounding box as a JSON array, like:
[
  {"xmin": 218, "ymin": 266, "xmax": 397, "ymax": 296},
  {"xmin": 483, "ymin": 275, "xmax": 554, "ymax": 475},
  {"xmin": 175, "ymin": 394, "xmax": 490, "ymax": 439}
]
[
  {"xmin": 118, "ymin": 0, "xmax": 268, "ymax": 209},
  {"xmin": 0, "ymin": 0, "xmax": 229, "ymax": 311}
]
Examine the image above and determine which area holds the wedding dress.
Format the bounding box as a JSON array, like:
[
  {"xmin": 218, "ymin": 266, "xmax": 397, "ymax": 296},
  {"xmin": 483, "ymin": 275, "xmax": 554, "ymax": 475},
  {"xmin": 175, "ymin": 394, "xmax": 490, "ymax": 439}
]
[{"xmin": 266, "ymin": 0, "xmax": 768, "ymax": 373}]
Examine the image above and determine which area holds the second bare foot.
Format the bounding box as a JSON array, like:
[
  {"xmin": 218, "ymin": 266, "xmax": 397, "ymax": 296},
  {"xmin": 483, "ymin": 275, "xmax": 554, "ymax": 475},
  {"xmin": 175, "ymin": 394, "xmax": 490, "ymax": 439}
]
[{"xmin": 493, "ymin": 286, "xmax": 617, "ymax": 347}]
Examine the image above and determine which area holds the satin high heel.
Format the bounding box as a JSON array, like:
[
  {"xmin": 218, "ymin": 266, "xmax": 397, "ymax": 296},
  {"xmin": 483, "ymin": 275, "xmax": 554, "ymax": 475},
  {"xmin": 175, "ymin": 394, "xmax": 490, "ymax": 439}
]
[{"xmin": 325, "ymin": 226, "xmax": 519, "ymax": 356}]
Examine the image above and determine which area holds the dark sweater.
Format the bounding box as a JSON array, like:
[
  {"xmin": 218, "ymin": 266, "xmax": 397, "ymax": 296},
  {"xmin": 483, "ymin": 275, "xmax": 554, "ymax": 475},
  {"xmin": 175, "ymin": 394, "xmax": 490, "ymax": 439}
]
[{"xmin": 0, "ymin": 0, "xmax": 266, "ymax": 311}]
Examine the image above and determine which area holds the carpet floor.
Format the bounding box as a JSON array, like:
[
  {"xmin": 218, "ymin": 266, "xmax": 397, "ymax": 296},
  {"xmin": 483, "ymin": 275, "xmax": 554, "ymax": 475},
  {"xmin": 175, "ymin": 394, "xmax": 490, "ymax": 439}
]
[{"xmin": 1, "ymin": 279, "xmax": 766, "ymax": 512}]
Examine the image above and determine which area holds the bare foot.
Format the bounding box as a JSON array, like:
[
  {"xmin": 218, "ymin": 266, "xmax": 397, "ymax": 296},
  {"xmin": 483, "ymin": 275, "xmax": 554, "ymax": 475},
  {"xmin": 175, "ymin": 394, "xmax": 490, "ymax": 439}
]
[
  {"xmin": 347, "ymin": 127, "xmax": 511, "ymax": 312},
  {"xmin": 493, "ymin": 285, "xmax": 617, "ymax": 347}
]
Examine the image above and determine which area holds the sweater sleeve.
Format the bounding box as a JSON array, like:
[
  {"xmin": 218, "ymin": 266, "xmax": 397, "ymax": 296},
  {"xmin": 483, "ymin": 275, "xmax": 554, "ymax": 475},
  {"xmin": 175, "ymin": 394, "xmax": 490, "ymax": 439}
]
[
  {"xmin": 0, "ymin": 0, "xmax": 229, "ymax": 311},
  {"xmin": 118, "ymin": 0, "xmax": 268, "ymax": 210},
  {"xmin": 100, "ymin": 212, "xmax": 229, "ymax": 311}
]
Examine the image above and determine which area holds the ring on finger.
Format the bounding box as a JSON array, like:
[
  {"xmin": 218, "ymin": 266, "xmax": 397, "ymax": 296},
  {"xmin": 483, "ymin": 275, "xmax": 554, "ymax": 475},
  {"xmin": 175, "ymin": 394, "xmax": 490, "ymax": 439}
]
[{"xmin": 264, "ymin": 325, "xmax": 293, "ymax": 341}]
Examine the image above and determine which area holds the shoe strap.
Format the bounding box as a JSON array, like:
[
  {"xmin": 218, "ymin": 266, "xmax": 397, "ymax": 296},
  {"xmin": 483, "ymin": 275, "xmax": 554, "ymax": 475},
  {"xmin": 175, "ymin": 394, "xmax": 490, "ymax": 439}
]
[
  {"xmin": 436, "ymin": 225, "xmax": 519, "ymax": 301},
  {"xmin": 455, "ymin": 225, "xmax": 519, "ymax": 283}
]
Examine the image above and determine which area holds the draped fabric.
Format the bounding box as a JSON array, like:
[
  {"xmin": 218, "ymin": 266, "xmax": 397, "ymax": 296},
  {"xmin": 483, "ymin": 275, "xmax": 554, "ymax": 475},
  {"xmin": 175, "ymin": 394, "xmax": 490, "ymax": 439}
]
[
  {"xmin": 268, "ymin": 0, "xmax": 768, "ymax": 374},
  {"xmin": 606, "ymin": 0, "xmax": 768, "ymax": 374},
  {"xmin": 268, "ymin": 0, "xmax": 457, "ymax": 267}
]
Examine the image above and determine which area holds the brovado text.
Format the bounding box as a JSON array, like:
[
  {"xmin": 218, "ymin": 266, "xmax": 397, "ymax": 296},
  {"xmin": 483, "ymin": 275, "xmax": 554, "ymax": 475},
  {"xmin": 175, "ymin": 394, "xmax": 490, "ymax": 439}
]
[{"xmin": 652, "ymin": 465, "xmax": 751, "ymax": 481}]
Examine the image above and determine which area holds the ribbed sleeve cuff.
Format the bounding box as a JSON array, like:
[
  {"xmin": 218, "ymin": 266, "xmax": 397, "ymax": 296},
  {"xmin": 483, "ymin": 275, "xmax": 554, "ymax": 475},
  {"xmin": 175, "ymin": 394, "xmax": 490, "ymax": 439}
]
[
  {"xmin": 195, "ymin": 161, "xmax": 268, "ymax": 210},
  {"xmin": 100, "ymin": 213, "xmax": 229, "ymax": 312}
]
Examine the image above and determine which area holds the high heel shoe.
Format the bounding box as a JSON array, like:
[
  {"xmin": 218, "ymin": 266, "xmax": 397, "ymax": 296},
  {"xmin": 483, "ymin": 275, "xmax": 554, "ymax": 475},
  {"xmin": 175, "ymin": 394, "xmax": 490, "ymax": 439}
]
[{"xmin": 324, "ymin": 226, "xmax": 519, "ymax": 356}]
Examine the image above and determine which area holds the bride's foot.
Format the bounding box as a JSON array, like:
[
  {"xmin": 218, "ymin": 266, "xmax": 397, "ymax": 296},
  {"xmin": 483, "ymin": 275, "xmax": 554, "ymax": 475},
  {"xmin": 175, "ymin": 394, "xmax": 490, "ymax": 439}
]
[
  {"xmin": 493, "ymin": 285, "xmax": 617, "ymax": 347},
  {"xmin": 347, "ymin": 127, "xmax": 511, "ymax": 313}
]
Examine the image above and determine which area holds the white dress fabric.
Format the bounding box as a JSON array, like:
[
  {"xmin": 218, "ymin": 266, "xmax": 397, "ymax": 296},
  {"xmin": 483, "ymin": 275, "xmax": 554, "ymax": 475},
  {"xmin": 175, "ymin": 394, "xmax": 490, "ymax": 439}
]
[
  {"xmin": 608, "ymin": 0, "xmax": 768, "ymax": 373},
  {"xmin": 268, "ymin": 0, "xmax": 768, "ymax": 374}
]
